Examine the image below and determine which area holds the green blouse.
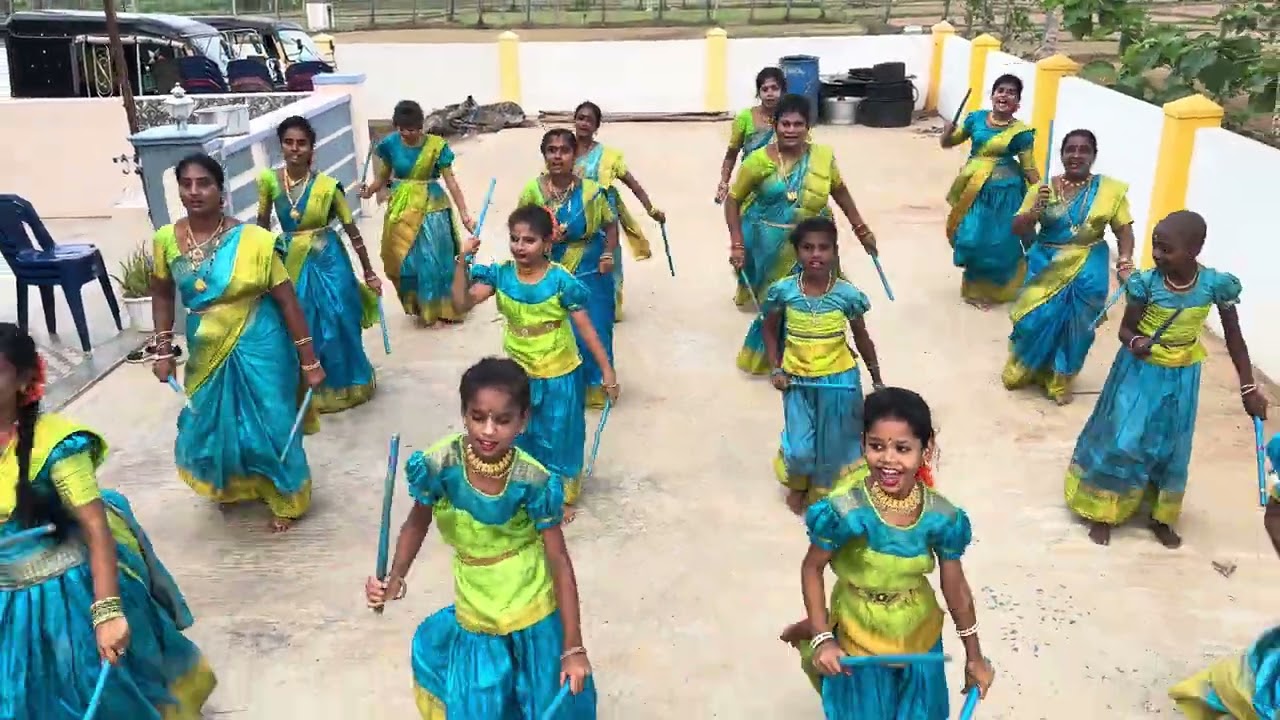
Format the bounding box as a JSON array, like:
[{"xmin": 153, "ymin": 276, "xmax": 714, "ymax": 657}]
[
  {"xmin": 406, "ymin": 434, "xmax": 564, "ymax": 635},
  {"xmin": 469, "ymin": 261, "xmax": 587, "ymax": 379}
]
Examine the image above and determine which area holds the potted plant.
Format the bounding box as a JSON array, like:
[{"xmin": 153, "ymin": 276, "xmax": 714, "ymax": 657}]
[{"xmin": 113, "ymin": 243, "xmax": 155, "ymax": 333}]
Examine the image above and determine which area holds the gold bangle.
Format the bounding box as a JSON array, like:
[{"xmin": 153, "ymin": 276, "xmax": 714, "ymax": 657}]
[
  {"xmin": 294, "ymin": 336, "xmax": 313, "ymax": 347},
  {"xmin": 90, "ymin": 597, "xmax": 124, "ymax": 627},
  {"xmin": 301, "ymin": 361, "xmax": 321, "ymax": 372}
]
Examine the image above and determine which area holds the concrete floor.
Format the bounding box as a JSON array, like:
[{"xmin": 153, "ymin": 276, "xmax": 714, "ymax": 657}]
[{"xmin": 64, "ymin": 121, "xmax": 1278, "ymax": 719}]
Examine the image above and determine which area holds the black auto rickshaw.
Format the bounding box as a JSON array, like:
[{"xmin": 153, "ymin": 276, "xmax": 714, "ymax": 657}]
[
  {"xmin": 193, "ymin": 16, "xmax": 333, "ymax": 91},
  {"xmin": 3, "ymin": 10, "xmax": 232, "ymax": 98}
]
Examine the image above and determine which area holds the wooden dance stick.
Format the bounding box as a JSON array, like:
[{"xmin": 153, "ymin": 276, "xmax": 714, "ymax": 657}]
[
  {"xmin": 278, "ymin": 388, "xmax": 313, "ymax": 462},
  {"xmin": 0, "ymin": 523, "xmax": 54, "ymax": 551},
  {"xmin": 1255, "ymin": 418, "xmax": 1268, "ymax": 507},
  {"xmin": 541, "ymin": 681, "xmax": 572, "ymax": 720},
  {"xmin": 374, "ymin": 433, "xmax": 401, "ymax": 615},
  {"xmin": 788, "ymin": 380, "xmax": 859, "ymax": 391},
  {"xmin": 950, "ymin": 89, "xmax": 972, "ymax": 129},
  {"xmin": 463, "ymin": 178, "xmax": 498, "ymax": 264},
  {"xmin": 959, "ymin": 686, "xmax": 981, "ymax": 720},
  {"xmin": 83, "ymin": 659, "xmax": 112, "ymax": 720},
  {"xmin": 165, "ymin": 375, "xmax": 194, "ymax": 412},
  {"xmin": 660, "ymin": 222, "xmax": 675, "ymax": 277},
  {"xmin": 377, "ymin": 298, "xmax": 391, "ymax": 355},
  {"xmin": 871, "ymin": 255, "xmax": 895, "ymax": 301},
  {"xmin": 584, "ymin": 398, "xmax": 613, "ymax": 481},
  {"xmin": 839, "ymin": 652, "xmax": 951, "ymax": 667}
]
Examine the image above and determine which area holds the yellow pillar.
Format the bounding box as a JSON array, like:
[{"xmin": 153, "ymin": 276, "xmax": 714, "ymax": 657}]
[
  {"xmin": 704, "ymin": 27, "xmax": 728, "ymax": 113},
  {"xmin": 1031, "ymin": 54, "xmax": 1080, "ymax": 179},
  {"xmin": 967, "ymin": 33, "xmax": 1000, "ymax": 112},
  {"xmin": 497, "ymin": 31, "xmax": 521, "ymax": 105},
  {"xmin": 925, "ymin": 20, "xmax": 955, "ymax": 112},
  {"xmin": 1141, "ymin": 94, "xmax": 1224, "ymax": 268}
]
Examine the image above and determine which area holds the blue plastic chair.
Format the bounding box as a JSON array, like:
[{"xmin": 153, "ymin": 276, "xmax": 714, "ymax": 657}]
[{"xmin": 0, "ymin": 195, "xmax": 123, "ymax": 351}]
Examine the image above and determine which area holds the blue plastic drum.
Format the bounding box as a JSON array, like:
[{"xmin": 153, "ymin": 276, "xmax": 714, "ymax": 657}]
[{"xmin": 779, "ymin": 55, "xmax": 821, "ymax": 122}]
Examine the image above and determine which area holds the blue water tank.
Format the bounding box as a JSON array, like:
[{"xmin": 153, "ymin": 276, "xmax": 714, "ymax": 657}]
[{"xmin": 779, "ymin": 54, "xmax": 821, "ymax": 122}]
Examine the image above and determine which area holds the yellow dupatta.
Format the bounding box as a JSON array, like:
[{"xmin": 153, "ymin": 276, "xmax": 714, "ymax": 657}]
[
  {"xmin": 0, "ymin": 414, "xmax": 105, "ymax": 521},
  {"xmin": 1008, "ymin": 175, "xmax": 1131, "ymax": 324},
  {"xmin": 575, "ymin": 144, "xmax": 652, "ymax": 260},
  {"xmin": 944, "ymin": 119, "xmax": 1033, "ymax": 242},
  {"xmin": 380, "ymin": 135, "xmax": 456, "ymax": 289}
]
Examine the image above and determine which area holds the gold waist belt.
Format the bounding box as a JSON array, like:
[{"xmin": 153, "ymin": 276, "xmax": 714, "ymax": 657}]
[
  {"xmin": 0, "ymin": 539, "xmax": 88, "ymax": 590},
  {"xmin": 507, "ymin": 321, "xmax": 562, "ymax": 339},
  {"xmin": 456, "ymin": 539, "xmax": 535, "ymax": 567}
]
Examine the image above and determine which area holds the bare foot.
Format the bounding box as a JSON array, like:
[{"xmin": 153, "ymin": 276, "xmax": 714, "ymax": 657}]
[
  {"xmin": 779, "ymin": 619, "xmax": 813, "ymax": 644},
  {"xmin": 1150, "ymin": 521, "xmax": 1183, "ymax": 549},
  {"xmin": 1054, "ymin": 391, "xmax": 1074, "ymax": 406},
  {"xmin": 1087, "ymin": 521, "xmax": 1111, "ymax": 546},
  {"xmin": 563, "ymin": 505, "xmax": 578, "ymax": 524},
  {"xmin": 269, "ymin": 516, "xmax": 294, "ymax": 533},
  {"xmin": 785, "ymin": 489, "xmax": 807, "ymax": 516},
  {"xmin": 963, "ymin": 298, "xmax": 993, "ymax": 311}
]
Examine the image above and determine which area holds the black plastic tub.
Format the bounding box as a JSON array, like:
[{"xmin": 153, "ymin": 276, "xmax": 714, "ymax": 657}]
[{"xmin": 857, "ymin": 97, "xmax": 914, "ymax": 128}]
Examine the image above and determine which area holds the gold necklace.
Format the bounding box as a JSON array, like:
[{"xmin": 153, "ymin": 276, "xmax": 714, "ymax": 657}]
[
  {"xmin": 284, "ymin": 169, "xmax": 311, "ymax": 222},
  {"xmin": 1164, "ymin": 269, "xmax": 1199, "ymax": 292},
  {"xmin": 464, "ymin": 442, "xmax": 515, "ymax": 478},
  {"xmin": 799, "ymin": 272, "xmax": 836, "ymax": 315},
  {"xmin": 868, "ymin": 480, "xmax": 923, "ymax": 514},
  {"xmin": 542, "ymin": 176, "xmax": 575, "ymax": 206},
  {"xmin": 184, "ymin": 217, "xmax": 226, "ymax": 292}
]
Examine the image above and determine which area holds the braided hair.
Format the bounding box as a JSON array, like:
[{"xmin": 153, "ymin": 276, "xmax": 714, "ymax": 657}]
[{"xmin": 0, "ymin": 323, "xmax": 69, "ymax": 533}]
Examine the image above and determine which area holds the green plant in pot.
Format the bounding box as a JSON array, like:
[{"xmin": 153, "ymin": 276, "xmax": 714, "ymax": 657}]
[{"xmin": 113, "ymin": 244, "xmax": 155, "ymax": 332}]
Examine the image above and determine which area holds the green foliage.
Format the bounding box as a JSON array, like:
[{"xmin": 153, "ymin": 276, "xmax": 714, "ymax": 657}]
[
  {"xmin": 112, "ymin": 244, "xmax": 154, "ymax": 300},
  {"xmin": 1057, "ymin": 0, "xmax": 1279, "ymax": 133}
]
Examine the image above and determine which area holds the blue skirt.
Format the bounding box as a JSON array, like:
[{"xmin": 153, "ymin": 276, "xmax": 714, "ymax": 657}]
[
  {"xmin": 820, "ymin": 638, "xmax": 950, "ymax": 719},
  {"xmin": 516, "ymin": 368, "xmax": 586, "ymax": 503},
  {"xmin": 0, "ymin": 491, "xmax": 215, "ymax": 719},
  {"xmin": 1007, "ymin": 241, "xmax": 1109, "ymax": 382},
  {"xmin": 412, "ymin": 606, "xmax": 597, "ymax": 720},
  {"xmin": 777, "ymin": 367, "xmax": 864, "ymax": 494},
  {"xmin": 399, "ymin": 206, "xmax": 461, "ymax": 324},
  {"xmin": 290, "ymin": 227, "xmax": 376, "ymax": 413},
  {"xmin": 177, "ymin": 296, "xmax": 312, "ymax": 519},
  {"xmin": 952, "ymin": 174, "xmax": 1027, "ymax": 301},
  {"xmin": 1065, "ymin": 347, "xmax": 1201, "ymax": 526}
]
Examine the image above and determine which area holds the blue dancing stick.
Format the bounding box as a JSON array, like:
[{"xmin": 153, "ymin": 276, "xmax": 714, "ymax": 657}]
[
  {"xmin": 959, "ymin": 686, "xmax": 981, "ymax": 720},
  {"xmin": 541, "ymin": 681, "xmax": 572, "ymax": 720},
  {"xmin": 1094, "ymin": 286, "xmax": 1124, "ymax": 327},
  {"xmin": 377, "ymin": 297, "xmax": 391, "ymax": 355},
  {"xmin": 83, "ymin": 659, "xmax": 112, "ymax": 720},
  {"xmin": 279, "ymin": 387, "xmax": 313, "ymax": 462},
  {"xmin": 839, "ymin": 652, "xmax": 951, "ymax": 667},
  {"xmin": 1255, "ymin": 417, "xmax": 1268, "ymax": 507},
  {"xmin": 1042, "ymin": 120, "xmax": 1056, "ymax": 183},
  {"xmin": 788, "ymin": 380, "xmax": 859, "ymax": 391},
  {"xmin": 166, "ymin": 375, "xmax": 193, "ymax": 412},
  {"xmin": 464, "ymin": 178, "xmax": 498, "ymax": 263},
  {"xmin": 374, "ymin": 433, "xmax": 400, "ymax": 615},
  {"xmin": 739, "ymin": 270, "xmax": 761, "ymax": 314},
  {"xmin": 360, "ymin": 141, "xmax": 375, "ymax": 186},
  {"xmin": 871, "ymin": 255, "xmax": 895, "ymax": 301},
  {"xmin": 0, "ymin": 523, "xmax": 54, "ymax": 551},
  {"xmin": 659, "ymin": 223, "xmax": 675, "ymax": 277},
  {"xmin": 584, "ymin": 398, "xmax": 613, "ymax": 481}
]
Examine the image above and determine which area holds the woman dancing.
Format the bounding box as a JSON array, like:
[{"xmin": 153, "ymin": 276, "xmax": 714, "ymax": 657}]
[
  {"xmin": 1169, "ymin": 438, "xmax": 1280, "ymax": 718},
  {"xmin": 572, "ymin": 100, "xmax": 665, "ymax": 322},
  {"xmin": 518, "ymin": 129, "xmax": 620, "ymax": 409},
  {"xmin": 942, "ymin": 74, "xmax": 1038, "ymax": 308},
  {"xmin": 716, "ymin": 66, "xmax": 787, "ymax": 308},
  {"xmin": 762, "ymin": 218, "xmax": 882, "ymax": 514},
  {"xmin": 451, "ymin": 205, "xmax": 620, "ymax": 517},
  {"xmin": 364, "ymin": 357, "xmax": 597, "ymax": 719},
  {"xmin": 1003, "ymin": 129, "xmax": 1136, "ymax": 405},
  {"xmin": 0, "ymin": 322, "xmax": 216, "ymax": 718},
  {"xmin": 780, "ymin": 387, "xmax": 994, "ymax": 718},
  {"xmin": 258, "ymin": 115, "xmax": 380, "ymax": 414},
  {"xmin": 1064, "ymin": 210, "xmax": 1267, "ymax": 548},
  {"xmin": 725, "ymin": 93, "xmax": 877, "ymax": 376},
  {"xmin": 152, "ymin": 153, "xmax": 324, "ymax": 533},
  {"xmin": 360, "ymin": 100, "xmax": 475, "ymax": 327}
]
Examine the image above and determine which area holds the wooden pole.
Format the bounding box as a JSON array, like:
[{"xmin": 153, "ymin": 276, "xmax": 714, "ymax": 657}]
[{"xmin": 102, "ymin": 0, "xmax": 140, "ymax": 134}]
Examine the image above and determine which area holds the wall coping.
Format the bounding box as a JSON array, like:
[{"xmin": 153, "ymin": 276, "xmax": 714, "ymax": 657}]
[
  {"xmin": 130, "ymin": 123, "xmax": 224, "ymax": 148},
  {"xmin": 220, "ymin": 93, "xmax": 350, "ymax": 156},
  {"xmin": 312, "ymin": 72, "xmax": 367, "ymax": 86}
]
